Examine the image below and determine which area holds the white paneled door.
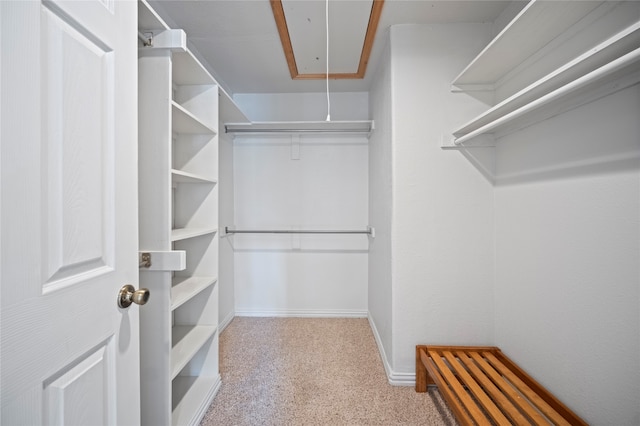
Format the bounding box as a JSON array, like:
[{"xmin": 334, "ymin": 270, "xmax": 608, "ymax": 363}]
[{"xmin": 1, "ymin": 1, "xmax": 140, "ymax": 424}]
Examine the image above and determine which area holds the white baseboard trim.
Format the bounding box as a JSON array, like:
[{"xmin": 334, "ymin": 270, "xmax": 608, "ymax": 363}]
[
  {"xmin": 188, "ymin": 374, "xmax": 221, "ymax": 426},
  {"xmin": 388, "ymin": 371, "xmax": 416, "ymax": 386},
  {"xmin": 234, "ymin": 309, "xmax": 368, "ymax": 318},
  {"xmin": 367, "ymin": 313, "xmax": 393, "ymax": 379},
  {"xmin": 219, "ymin": 311, "xmax": 235, "ymax": 333},
  {"xmin": 367, "ymin": 313, "xmax": 416, "ymax": 387}
]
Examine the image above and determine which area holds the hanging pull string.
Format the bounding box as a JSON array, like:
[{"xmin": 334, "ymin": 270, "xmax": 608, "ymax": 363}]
[{"xmin": 325, "ymin": 0, "xmax": 331, "ymax": 121}]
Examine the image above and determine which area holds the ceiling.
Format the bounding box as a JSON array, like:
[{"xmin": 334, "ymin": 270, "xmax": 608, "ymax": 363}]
[{"xmin": 148, "ymin": 0, "xmax": 515, "ymax": 95}]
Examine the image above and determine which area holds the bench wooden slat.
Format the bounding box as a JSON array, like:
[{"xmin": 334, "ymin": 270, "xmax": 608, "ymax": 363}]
[
  {"xmin": 422, "ymin": 345, "xmax": 500, "ymax": 352},
  {"xmin": 468, "ymin": 351, "xmax": 550, "ymax": 425},
  {"xmin": 427, "ymin": 349, "xmax": 489, "ymax": 425},
  {"xmin": 420, "ymin": 349, "xmax": 475, "ymax": 426},
  {"xmin": 416, "ymin": 345, "xmax": 587, "ymax": 426},
  {"xmin": 492, "ymin": 350, "xmax": 589, "ymax": 426},
  {"xmin": 442, "ymin": 350, "xmax": 511, "ymax": 425},
  {"xmin": 484, "ymin": 351, "xmax": 572, "ymax": 426},
  {"xmin": 456, "ymin": 350, "xmax": 530, "ymax": 425}
]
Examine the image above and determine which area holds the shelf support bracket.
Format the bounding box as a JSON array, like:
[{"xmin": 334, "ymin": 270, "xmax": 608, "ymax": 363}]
[
  {"xmin": 138, "ymin": 251, "xmax": 186, "ymax": 271},
  {"xmin": 441, "ymin": 134, "xmax": 495, "ymax": 149},
  {"xmin": 138, "ymin": 29, "xmax": 187, "ymax": 52},
  {"xmin": 139, "ymin": 252, "xmax": 152, "ymax": 268}
]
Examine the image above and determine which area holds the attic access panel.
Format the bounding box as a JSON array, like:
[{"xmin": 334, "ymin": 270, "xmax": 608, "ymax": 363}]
[{"xmin": 271, "ymin": 0, "xmax": 384, "ymax": 80}]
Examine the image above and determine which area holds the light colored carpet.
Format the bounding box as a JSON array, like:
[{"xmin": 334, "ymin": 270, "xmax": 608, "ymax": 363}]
[{"xmin": 200, "ymin": 317, "xmax": 457, "ymax": 425}]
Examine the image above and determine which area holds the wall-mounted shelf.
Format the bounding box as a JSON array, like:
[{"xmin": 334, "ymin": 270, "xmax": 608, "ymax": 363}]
[
  {"xmin": 171, "ymin": 277, "xmax": 218, "ymax": 311},
  {"xmin": 138, "ymin": 0, "xmax": 169, "ymax": 33},
  {"xmin": 450, "ymin": 24, "xmax": 640, "ymax": 146},
  {"xmin": 171, "ymin": 227, "xmax": 218, "ymax": 242},
  {"xmin": 173, "ymin": 49, "xmax": 217, "ymax": 86},
  {"xmin": 452, "ymin": 0, "xmax": 603, "ymax": 90},
  {"xmin": 219, "ymin": 87, "xmax": 249, "ymax": 124},
  {"xmin": 172, "ymin": 169, "xmax": 217, "ymax": 185},
  {"xmin": 171, "ymin": 325, "xmax": 218, "ymax": 379},
  {"xmin": 225, "ymin": 120, "xmax": 374, "ymax": 135},
  {"xmin": 447, "ymin": 1, "xmax": 640, "ymax": 147},
  {"xmin": 450, "ymin": 47, "xmax": 640, "ymax": 146}
]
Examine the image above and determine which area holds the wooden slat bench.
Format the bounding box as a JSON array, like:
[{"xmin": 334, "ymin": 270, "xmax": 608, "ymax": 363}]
[{"xmin": 415, "ymin": 345, "xmax": 588, "ymax": 426}]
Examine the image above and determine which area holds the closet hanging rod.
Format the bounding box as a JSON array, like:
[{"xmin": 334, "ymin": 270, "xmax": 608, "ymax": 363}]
[
  {"xmin": 225, "ymin": 120, "xmax": 374, "ymax": 135},
  {"xmin": 138, "ymin": 31, "xmax": 153, "ymax": 47},
  {"xmin": 226, "ymin": 128, "xmax": 369, "ymax": 134},
  {"xmin": 225, "ymin": 226, "xmax": 373, "ymax": 235}
]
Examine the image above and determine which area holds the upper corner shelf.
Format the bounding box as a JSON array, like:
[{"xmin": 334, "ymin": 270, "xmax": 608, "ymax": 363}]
[
  {"xmin": 451, "ymin": 45, "xmax": 640, "ymax": 146},
  {"xmin": 219, "ymin": 89, "xmax": 249, "ymax": 124},
  {"xmin": 224, "ymin": 120, "xmax": 374, "ymax": 135},
  {"xmin": 452, "ymin": 0, "xmax": 604, "ymax": 89},
  {"xmin": 138, "ymin": 0, "xmax": 169, "ymax": 33},
  {"xmin": 172, "ymin": 49, "xmax": 216, "ymax": 86},
  {"xmin": 138, "ymin": 1, "xmax": 216, "ymax": 87},
  {"xmin": 451, "ymin": 22, "xmax": 640, "ymax": 145}
]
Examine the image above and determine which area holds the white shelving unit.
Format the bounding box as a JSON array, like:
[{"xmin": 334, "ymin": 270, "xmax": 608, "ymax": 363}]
[
  {"xmin": 447, "ymin": 0, "xmax": 640, "ymax": 147},
  {"xmin": 137, "ymin": 1, "xmax": 232, "ymax": 425}
]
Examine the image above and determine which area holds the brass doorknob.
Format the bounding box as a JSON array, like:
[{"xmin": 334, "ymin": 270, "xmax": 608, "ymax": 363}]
[{"xmin": 118, "ymin": 284, "xmax": 150, "ymax": 309}]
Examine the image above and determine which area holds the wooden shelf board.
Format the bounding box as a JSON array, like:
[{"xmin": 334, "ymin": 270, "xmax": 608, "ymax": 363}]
[
  {"xmin": 171, "ymin": 227, "xmax": 217, "ymax": 242},
  {"xmin": 171, "ymin": 276, "xmax": 217, "ymax": 311},
  {"xmin": 171, "ymin": 169, "xmax": 217, "ymax": 185},
  {"xmin": 172, "ymin": 375, "xmax": 221, "ymax": 426},
  {"xmin": 172, "ymin": 102, "xmax": 217, "ymax": 135},
  {"xmin": 171, "ymin": 325, "xmax": 217, "ymax": 380},
  {"xmin": 454, "ymin": 23, "xmax": 640, "ymax": 138},
  {"xmin": 452, "ymin": 0, "xmax": 603, "ymax": 87}
]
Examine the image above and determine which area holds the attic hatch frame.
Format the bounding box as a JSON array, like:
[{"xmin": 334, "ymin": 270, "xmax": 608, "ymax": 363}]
[{"xmin": 270, "ymin": 0, "xmax": 385, "ymax": 80}]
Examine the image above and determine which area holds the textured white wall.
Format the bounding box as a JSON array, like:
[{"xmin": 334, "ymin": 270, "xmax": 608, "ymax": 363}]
[
  {"xmin": 368, "ymin": 38, "xmax": 394, "ymax": 371},
  {"xmin": 388, "ymin": 24, "xmax": 496, "ymax": 380},
  {"xmin": 231, "ymin": 92, "xmax": 369, "ymax": 316},
  {"xmin": 494, "ymin": 86, "xmax": 640, "ymax": 425},
  {"xmin": 234, "ymin": 92, "xmax": 369, "ymax": 122}
]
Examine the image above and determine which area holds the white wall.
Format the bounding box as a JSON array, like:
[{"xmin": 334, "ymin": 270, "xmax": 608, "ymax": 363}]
[
  {"xmin": 368, "ymin": 38, "xmax": 394, "ymax": 372},
  {"xmin": 494, "ymin": 86, "xmax": 640, "ymax": 425},
  {"xmin": 231, "ymin": 92, "xmax": 370, "ymax": 316},
  {"xmin": 371, "ymin": 24, "xmax": 496, "ymax": 382},
  {"xmin": 234, "ymin": 92, "xmax": 369, "ymax": 122}
]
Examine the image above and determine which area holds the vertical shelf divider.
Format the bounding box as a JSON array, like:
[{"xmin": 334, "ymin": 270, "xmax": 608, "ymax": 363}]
[{"xmin": 138, "ymin": 1, "xmax": 221, "ymax": 425}]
